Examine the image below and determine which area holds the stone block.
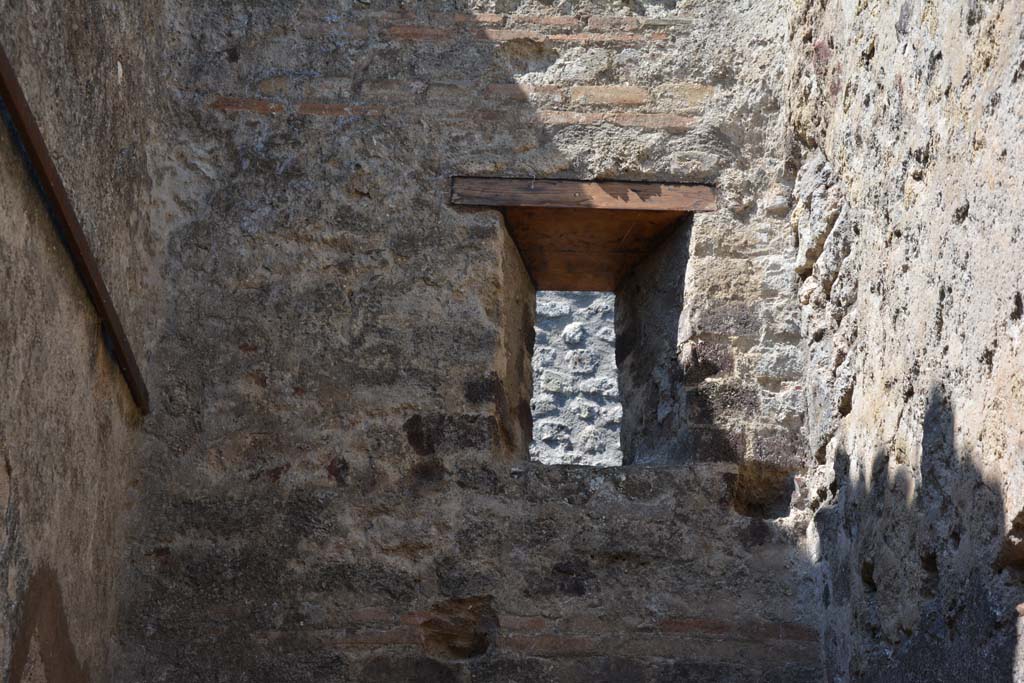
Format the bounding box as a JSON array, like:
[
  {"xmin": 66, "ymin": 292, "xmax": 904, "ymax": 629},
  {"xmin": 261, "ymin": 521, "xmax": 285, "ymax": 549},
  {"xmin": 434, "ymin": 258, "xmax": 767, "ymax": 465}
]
[
  {"xmin": 686, "ymin": 381, "xmax": 761, "ymax": 424},
  {"xmin": 748, "ymin": 426, "xmax": 805, "ymax": 471},
  {"xmin": 741, "ymin": 344, "xmax": 803, "ymax": 382},
  {"xmin": 402, "ymin": 413, "xmax": 498, "ymax": 456},
  {"xmin": 680, "ymin": 340, "xmax": 735, "ymax": 383},
  {"xmin": 683, "ymin": 300, "xmax": 762, "ymax": 339},
  {"xmin": 686, "ymin": 426, "xmax": 747, "ymax": 463}
]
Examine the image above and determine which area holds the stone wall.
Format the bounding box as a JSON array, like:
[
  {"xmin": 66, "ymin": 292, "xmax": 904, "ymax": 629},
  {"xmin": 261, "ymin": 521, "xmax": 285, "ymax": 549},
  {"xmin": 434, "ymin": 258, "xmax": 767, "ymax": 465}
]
[
  {"xmin": 616, "ymin": 219, "xmax": 692, "ymax": 466},
  {"xmin": 0, "ymin": 1, "xmax": 165, "ymax": 680},
  {"xmin": 531, "ymin": 291, "xmax": 622, "ymax": 466},
  {"xmin": 115, "ymin": 1, "xmax": 822, "ymax": 680},
  {"xmin": 6, "ymin": 0, "xmax": 1024, "ymax": 679},
  {"xmin": 788, "ymin": 0, "xmax": 1024, "ymax": 679}
]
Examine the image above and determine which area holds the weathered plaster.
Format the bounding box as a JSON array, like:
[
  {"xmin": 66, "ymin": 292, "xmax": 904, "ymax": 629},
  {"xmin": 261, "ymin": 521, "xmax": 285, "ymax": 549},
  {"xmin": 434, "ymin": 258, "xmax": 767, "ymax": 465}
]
[{"xmin": 0, "ymin": 1, "xmax": 165, "ymax": 679}]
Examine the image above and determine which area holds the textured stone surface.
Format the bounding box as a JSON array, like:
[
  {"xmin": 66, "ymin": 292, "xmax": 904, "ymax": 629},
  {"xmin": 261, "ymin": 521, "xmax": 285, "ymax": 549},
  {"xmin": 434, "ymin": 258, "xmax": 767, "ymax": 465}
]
[
  {"xmin": 617, "ymin": 220, "xmax": 693, "ymax": 466},
  {"xmin": 111, "ymin": 0, "xmax": 822, "ymax": 680},
  {"xmin": 787, "ymin": 0, "xmax": 1024, "ymax": 679},
  {"xmin": 121, "ymin": 462, "xmax": 823, "ymax": 681},
  {"xmin": 17, "ymin": 0, "xmax": 1024, "ymax": 680},
  {"xmin": 531, "ymin": 291, "xmax": 622, "ymax": 466},
  {"xmin": 0, "ymin": 1, "xmax": 165, "ymax": 680}
]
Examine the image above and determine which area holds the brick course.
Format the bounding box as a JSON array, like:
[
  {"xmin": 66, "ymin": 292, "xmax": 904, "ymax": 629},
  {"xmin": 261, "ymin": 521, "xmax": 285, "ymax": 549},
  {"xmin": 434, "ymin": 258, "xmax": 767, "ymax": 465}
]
[
  {"xmin": 114, "ymin": 2, "xmax": 823, "ymax": 681},
  {"xmin": 570, "ymin": 85, "xmax": 650, "ymax": 106},
  {"xmin": 209, "ymin": 96, "xmax": 285, "ymax": 115}
]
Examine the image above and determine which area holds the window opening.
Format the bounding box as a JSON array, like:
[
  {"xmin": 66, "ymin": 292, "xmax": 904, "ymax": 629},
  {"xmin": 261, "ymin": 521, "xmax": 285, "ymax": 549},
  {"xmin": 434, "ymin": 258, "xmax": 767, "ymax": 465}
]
[
  {"xmin": 450, "ymin": 177, "xmax": 716, "ymax": 466},
  {"xmin": 531, "ymin": 291, "xmax": 622, "ymax": 466}
]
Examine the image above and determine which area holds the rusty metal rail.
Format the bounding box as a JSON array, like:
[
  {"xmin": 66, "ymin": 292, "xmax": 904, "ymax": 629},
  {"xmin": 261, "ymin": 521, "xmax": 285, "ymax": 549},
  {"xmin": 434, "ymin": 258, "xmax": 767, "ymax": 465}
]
[{"xmin": 0, "ymin": 45, "xmax": 149, "ymax": 414}]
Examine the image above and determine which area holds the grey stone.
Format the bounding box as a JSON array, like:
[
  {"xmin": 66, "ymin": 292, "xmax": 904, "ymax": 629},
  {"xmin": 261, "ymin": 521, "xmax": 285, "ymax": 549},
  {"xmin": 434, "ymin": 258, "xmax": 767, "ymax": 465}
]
[{"xmin": 10, "ymin": 1, "xmax": 1024, "ymax": 681}]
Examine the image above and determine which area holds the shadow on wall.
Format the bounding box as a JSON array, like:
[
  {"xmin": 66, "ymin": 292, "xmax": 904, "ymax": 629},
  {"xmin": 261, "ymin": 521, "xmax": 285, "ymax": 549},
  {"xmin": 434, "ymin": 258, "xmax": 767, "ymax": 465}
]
[
  {"xmin": 614, "ymin": 217, "xmax": 691, "ymax": 465},
  {"xmin": 815, "ymin": 385, "xmax": 1022, "ymax": 682},
  {"xmin": 8, "ymin": 568, "xmax": 89, "ymax": 683},
  {"xmin": 615, "ymin": 218, "xmax": 795, "ymax": 519},
  {"xmin": 116, "ymin": 2, "xmax": 829, "ymax": 681}
]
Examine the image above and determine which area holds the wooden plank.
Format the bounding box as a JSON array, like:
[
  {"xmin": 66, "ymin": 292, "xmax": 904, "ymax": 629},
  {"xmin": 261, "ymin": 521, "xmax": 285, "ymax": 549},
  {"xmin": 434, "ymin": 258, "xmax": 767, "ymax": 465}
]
[
  {"xmin": 503, "ymin": 207, "xmax": 685, "ymax": 292},
  {"xmin": 452, "ymin": 177, "xmax": 716, "ymax": 212},
  {"xmin": 530, "ymin": 270, "xmax": 619, "ymax": 292},
  {"xmin": 0, "ymin": 44, "xmax": 149, "ymax": 414},
  {"xmin": 516, "ymin": 248, "xmax": 622, "ymax": 291},
  {"xmin": 505, "ymin": 207, "xmax": 681, "ymax": 252}
]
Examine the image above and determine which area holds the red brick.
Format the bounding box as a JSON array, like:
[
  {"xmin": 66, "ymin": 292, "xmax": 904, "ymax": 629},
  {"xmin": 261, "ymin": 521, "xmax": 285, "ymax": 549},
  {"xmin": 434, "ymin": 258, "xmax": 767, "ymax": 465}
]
[
  {"xmin": 640, "ymin": 17, "xmax": 694, "ymax": 29},
  {"xmin": 485, "ymin": 84, "xmax": 528, "ymax": 101},
  {"xmin": 475, "ymin": 13, "xmax": 506, "ymax": 26},
  {"xmin": 655, "ymin": 82, "xmax": 716, "ymax": 107},
  {"xmin": 605, "ymin": 112, "xmax": 695, "ymax": 131},
  {"xmin": 379, "ymin": 10, "xmax": 505, "ymax": 27},
  {"xmin": 570, "ymin": 85, "xmax": 649, "ymax": 106},
  {"xmin": 347, "ymin": 607, "xmax": 395, "ymax": 624},
  {"xmin": 499, "ymin": 633, "xmax": 601, "ymax": 656},
  {"xmin": 526, "ymin": 84, "xmax": 565, "ymax": 98},
  {"xmin": 399, "ymin": 611, "xmax": 434, "ymax": 626},
  {"xmin": 476, "ymin": 27, "xmax": 668, "ymax": 44},
  {"xmin": 297, "ymin": 102, "xmax": 380, "ymax": 117},
  {"xmin": 625, "ymin": 633, "xmax": 817, "ymax": 661},
  {"xmin": 209, "ymin": 97, "xmax": 284, "ymax": 115},
  {"xmin": 485, "ymin": 83, "xmax": 564, "ymax": 103},
  {"xmin": 656, "ymin": 617, "xmax": 733, "ymax": 635},
  {"xmin": 356, "ymin": 10, "xmax": 408, "ymax": 24},
  {"xmin": 361, "ymin": 79, "xmax": 425, "ymax": 100},
  {"xmin": 537, "ymin": 111, "xmax": 602, "ymax": 126},
  {"xmin": 348, "ymin": 25, "xmax": 372, "ymax": 40},
  {"xmin": 477, "ymin": 28, "xmax": 545, "ymax": 42},
  {"xmin": 557, "ymin": 614, "xmax": 609, "ymax": 633},
  {"xmin": 587, "ymin": 16, "xmax": 641, "ymax": 31},
  {"xmin": 257, "ymin": 77, "xmax": 290, "ymax": 96},
  {"xmin": 257, "ymin": 626, "xmax": 419, "ymax": 647}
]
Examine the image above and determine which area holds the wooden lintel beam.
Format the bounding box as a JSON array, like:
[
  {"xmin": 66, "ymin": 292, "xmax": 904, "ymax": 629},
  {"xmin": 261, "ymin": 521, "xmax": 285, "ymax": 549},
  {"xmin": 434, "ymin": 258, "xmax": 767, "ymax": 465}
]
[
  {"xmin": 451, "ymin": 177, "xmax": 716, "ymax": 212},
  {"xmin": 0, "ymin": 44, "xmax": 149, "ymax": 414}
]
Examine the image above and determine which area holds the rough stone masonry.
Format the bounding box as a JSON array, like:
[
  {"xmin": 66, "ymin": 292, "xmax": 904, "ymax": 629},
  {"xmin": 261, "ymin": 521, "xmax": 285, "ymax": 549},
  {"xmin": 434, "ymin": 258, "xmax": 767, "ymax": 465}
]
[{"xmin": 0, "ymin": 0, "xmax": 1022, "ymax": 681}]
